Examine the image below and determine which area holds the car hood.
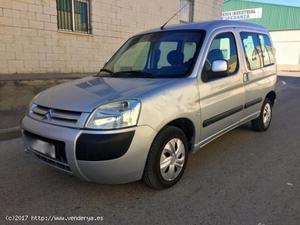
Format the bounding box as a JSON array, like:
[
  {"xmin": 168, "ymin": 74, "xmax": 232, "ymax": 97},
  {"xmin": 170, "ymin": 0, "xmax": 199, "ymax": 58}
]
[{"xmin": 34, "ymin": 76, "xmax": 176, "ymax": 112}]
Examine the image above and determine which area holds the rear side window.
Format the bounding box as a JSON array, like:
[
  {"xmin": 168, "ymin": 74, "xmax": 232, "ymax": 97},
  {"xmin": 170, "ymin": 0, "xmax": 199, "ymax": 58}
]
[
  {"xmin": 240, "ymin": 32, "xmax": 262, "ymax": 70},
  {"xmin": 258, "ymin": 34, "xmax": 275, "ymax": 66}
]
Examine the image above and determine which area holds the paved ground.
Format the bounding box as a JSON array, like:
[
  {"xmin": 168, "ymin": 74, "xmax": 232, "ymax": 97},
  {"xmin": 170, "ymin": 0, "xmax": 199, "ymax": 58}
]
[{"xmin": 0, "ymin": 77, "xmax": 299, "ymax": 225}]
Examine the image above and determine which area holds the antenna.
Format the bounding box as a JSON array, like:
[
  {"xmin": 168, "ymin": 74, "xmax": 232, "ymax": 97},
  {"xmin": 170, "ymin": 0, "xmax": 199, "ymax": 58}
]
[{"xmin": 160, "ymin": 3, "xmax": 189, "ymax": 30}]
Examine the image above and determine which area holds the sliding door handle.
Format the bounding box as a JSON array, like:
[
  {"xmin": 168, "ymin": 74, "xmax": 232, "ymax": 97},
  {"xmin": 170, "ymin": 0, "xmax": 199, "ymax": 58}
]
[{"xmin": 243, "ymin": 72, "xmax": 249, "ymax": 82}]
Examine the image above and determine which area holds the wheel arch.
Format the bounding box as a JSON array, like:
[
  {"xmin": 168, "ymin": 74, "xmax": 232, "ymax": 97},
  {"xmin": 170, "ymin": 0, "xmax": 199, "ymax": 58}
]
[
  {"xmin": 265, "ymin": 90, "xmax": 276, "ymax": 106},
  {"xmin": 158, "ymin": 118, "xmax": 196, "ymax": 152}
]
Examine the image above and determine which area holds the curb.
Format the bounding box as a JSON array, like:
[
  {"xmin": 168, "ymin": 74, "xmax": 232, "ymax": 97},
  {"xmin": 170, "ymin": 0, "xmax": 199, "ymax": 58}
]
[
  {"xmin": 0, "ymin": 73, "xmax": 94, "ymax": 81},
  {"xmin": 0, "ymin": 126, "xmax": 21, "ymax": 141}
]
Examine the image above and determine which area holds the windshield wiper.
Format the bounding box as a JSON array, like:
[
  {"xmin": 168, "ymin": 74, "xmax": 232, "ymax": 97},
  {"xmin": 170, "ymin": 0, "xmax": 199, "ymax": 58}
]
[
  {"xmin": 114, "ymin": 70, "xmax": 154, "ymax": 78},
  {"xmin": 98, "ymin": 69, "xmax": 154, "ymax": 78},
  {"xmin": 98, "ymin": 68, "xmax": 114, "ymax": 75}
]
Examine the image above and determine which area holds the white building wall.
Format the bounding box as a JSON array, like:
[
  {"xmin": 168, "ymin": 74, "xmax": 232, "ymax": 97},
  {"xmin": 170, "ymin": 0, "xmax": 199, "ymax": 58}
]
[
  {"xmin": 0, "ymin": 0, "xmax": 223, "ymax": 75},
  {"xmin": 270, "ymin": 30, "xmax": 300, "ymax": 70}
]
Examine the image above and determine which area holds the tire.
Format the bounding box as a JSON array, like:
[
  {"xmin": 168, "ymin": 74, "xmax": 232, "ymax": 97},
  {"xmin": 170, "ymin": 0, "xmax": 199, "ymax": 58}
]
[
  {"xmin": 143, "ymin": 126, "xmax": 189, "ymax": 190},
  {"xmin": 251, "ymin": 98, "xmax": 273, "ymax": 132}
]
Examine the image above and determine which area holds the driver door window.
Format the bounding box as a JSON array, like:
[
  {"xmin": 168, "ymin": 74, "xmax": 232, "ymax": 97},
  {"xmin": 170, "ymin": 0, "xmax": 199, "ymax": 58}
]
[{"xmin": 202, "ymin": 32, "xmax": 239, "ymax": 82}]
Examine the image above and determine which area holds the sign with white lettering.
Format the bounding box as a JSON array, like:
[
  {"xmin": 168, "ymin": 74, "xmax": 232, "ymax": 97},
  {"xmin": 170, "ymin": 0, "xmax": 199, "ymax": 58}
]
[{"xmin": 222, "ymin": 8, "xmax": 263, "ymax": 20}]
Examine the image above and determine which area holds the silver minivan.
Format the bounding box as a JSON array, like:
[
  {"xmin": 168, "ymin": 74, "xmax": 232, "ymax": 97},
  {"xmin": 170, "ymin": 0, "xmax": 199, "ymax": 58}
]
[{"xmin": 22, "ymin": 20, "xmax": 277, "ymax": 189}]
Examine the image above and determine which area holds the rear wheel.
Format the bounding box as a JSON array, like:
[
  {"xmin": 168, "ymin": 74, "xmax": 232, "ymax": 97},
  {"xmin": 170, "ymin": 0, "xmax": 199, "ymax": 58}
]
[
  {"xmin": 143, "ymin": 126, "xmax": 188, "ymax": 189},
  {"xmin": 251, "ymin": 98, "xmax": 273, "ymax": 131}
]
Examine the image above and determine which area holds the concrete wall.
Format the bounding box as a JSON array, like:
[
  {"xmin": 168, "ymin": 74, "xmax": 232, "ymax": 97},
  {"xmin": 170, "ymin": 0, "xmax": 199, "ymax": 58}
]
[
  {"xmin": 270, "ymin": 30, "xmax": 300, "ymax": 71},
  {"xmin": 0, "ymin": 0, "xmax": 223, "ymax": 75}
]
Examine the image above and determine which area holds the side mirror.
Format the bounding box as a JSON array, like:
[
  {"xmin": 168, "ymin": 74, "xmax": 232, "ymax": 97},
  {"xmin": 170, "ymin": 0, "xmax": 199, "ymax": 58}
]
[{"xmin": 211, "ymin": 60, "xmax": 228, "ymax": 73}]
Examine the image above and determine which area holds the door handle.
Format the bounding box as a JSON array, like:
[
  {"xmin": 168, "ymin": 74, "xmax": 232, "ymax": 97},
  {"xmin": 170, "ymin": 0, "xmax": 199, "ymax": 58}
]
[{"xmin": 243, "ymin": 72, "xmax": 249, "ymax": 83}]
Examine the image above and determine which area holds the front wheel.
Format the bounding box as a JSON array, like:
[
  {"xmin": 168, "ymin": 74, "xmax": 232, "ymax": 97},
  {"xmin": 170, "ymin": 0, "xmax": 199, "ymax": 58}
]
[
  {"xmin": 143, "ymin": 126, "xmax": 188, "ymax": 189},
  {"xmin": 251, "ymin": 98, "xmax": 273, "ymax": 131}
]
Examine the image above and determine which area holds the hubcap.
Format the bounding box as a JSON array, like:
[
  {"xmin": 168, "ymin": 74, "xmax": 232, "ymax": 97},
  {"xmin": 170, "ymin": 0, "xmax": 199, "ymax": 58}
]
[
  {"xmin": 263, "ymin": 103, "xmax": 272, "ymax": 127},
  {"xmin": 160, "ymin": 138, "xmax": 185, "ymax": 181}
]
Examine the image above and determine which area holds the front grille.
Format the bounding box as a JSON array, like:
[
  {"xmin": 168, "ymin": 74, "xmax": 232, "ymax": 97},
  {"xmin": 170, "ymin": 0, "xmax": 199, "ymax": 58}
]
[
  {"xmin": 30, "ymin": 104, "xmax": 83, "ymax": 128},
  {"xmin": 23, "ymin": 130, "xmax": 71, "ymax": 172}
]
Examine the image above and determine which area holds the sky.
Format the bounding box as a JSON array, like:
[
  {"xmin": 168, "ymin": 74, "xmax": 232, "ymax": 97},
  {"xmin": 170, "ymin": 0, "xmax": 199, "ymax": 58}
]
[{"xmin": 247, "ymin": 0, "xmax": 300, "ymax": 7}]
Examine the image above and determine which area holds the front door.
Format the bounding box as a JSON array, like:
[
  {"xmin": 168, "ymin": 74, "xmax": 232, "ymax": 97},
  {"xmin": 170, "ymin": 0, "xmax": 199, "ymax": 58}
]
[{"xmin": 198, "ymin": 31, "xmax": 245, "ymax": 142}]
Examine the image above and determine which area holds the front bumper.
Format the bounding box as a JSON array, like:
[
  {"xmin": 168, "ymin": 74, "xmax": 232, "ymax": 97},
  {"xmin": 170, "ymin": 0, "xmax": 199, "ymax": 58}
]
[{"xmin": 22, "ymin": 115, "xmax": 157, "ymax": 184}]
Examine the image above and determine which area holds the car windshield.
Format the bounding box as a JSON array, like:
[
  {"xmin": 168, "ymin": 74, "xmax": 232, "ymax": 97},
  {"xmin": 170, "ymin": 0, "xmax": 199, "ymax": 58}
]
[{"xmin": 99, "ymin": 30, "xmax": 205, "ymax": 78}]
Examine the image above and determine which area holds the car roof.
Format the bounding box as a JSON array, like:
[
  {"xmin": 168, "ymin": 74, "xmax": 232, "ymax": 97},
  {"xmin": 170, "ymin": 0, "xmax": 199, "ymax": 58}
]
[{"xmin": 138, "ymin": 20, "xmax": 268, "ymax": 35}]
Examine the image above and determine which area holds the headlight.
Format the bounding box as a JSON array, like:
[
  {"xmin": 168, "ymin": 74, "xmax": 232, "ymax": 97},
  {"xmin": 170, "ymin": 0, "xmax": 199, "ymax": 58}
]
[
  {"xmin": 27, "ymin": 94, "xmax": 40, "ymax": 115},
  {"xmin": 85, "ymin": 100, "xmax": 141, "ymax": 129}
]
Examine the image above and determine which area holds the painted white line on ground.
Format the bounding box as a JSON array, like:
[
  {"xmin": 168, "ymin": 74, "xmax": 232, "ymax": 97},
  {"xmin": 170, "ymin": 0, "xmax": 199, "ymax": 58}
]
[{"xmin": 281, "ymin": 81, "xmax": 286, "ymax": 86}]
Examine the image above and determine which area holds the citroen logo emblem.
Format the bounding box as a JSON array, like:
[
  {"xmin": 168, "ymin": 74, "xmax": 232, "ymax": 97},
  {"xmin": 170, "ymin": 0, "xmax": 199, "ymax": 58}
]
[{"xmin": 43, "ymin": 110, "xmax": 52, "ymax": 120}]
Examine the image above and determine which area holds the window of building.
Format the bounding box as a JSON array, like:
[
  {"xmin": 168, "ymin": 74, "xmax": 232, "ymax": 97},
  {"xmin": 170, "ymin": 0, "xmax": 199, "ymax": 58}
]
[
  {"xmin": 57, "ymin": 0, "xmax": 90, "ymax": 33},
  {"xmin": 179, "ymin": 0, "xmax": 194, "ymax": 23},
  {"xmin": 202, "ymin": 32, "xmax": 239, "ymax": 82}
]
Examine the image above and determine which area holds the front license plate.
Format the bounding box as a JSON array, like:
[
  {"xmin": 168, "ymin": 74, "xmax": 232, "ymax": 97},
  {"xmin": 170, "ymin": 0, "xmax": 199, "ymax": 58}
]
[{"xmin": 30, "ymin": 139, "xmax": 56, "ymax": 159}]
